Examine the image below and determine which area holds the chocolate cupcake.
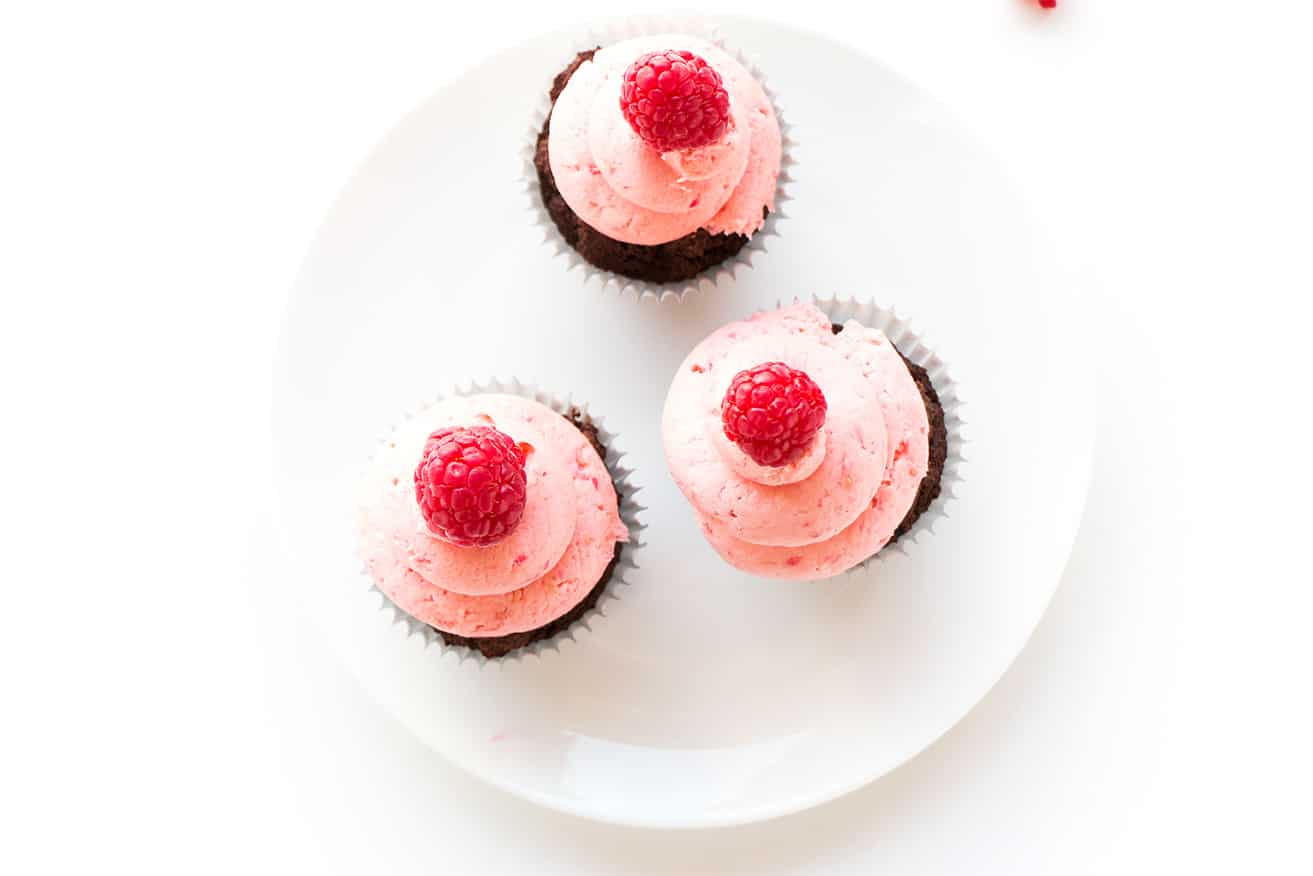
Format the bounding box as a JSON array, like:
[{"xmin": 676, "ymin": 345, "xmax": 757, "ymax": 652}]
[
  {"xmin": 661, "ymin": 302, "xmax": 960, "ymax": 580},
  {"xmin": 357, "ymin": 385, "xmax": 639, "ymax": 658},
  {"xmin": 528, "ymin": 27, "xmax": 789, "ymax": 297}
]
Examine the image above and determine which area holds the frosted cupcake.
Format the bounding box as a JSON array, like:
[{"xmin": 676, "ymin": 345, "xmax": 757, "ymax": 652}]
[
  {"xmin": 357, "ymin": 393, "xmax": 630, "ymax": 657},
  {"xmin": 662, "ymin": 304, "xmax": 949, "ymax": 580},
  {"xmin": 534, "ymin": 34, "xmax": 783, "ymax": 284}
]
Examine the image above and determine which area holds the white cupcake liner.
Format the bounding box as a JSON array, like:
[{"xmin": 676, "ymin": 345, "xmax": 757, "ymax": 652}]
[
  {"xmin": 362, "ymin": 378, "xmax": 646, "ymax": 665},
  {"xmin": 809, "ymin": 296, "xmax": 967, "ymax": 571},
  {"xmin": 521, "ymin": 16, "xmax": 796, "ymax": 303}
]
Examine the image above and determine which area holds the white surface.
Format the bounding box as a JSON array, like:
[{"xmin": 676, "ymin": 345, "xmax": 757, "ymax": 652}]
[
  {"xmin": 272, "ymin": 17, "xmax": 1093, "ymax": 827},
  {"xmin": 2, "ymin": 0, "xmax": 1311, "ymax": 873}
]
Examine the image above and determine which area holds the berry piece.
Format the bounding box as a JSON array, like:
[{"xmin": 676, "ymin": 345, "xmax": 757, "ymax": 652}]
[
  {"xmin": 619, "ymin": 49, "xmax": 731, "ymax": 153},
  {"xmin": 721, "ymin": 363, "xmax": 828, "ymax": 467},
  {"xmin": 1039, "ymin": 0, "xmax": 1057, "ymax": 7},
  {"xmin": 413, "ymin": 426, "xmax": 527, "ymax": 547}
]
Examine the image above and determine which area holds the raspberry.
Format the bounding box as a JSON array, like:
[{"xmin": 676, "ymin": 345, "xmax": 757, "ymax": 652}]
[
  {"xmin": 721, "ymin": 363, "xmax": 828, "ymax": 468},
  {"xmin": 1039, "ymin": 0, "xmax": 1057, "ymax": 7},
  {"xmin": 619, "ymin": 49, "xmax": 731, "ymax": 153},
  {"xmin": 413, "ymin": 426, "xmax": 527, "ymax": 547}
]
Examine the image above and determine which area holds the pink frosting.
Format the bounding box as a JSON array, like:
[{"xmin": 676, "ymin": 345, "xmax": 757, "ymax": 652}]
[
  {"xmin": 713, "ymin": 424, "xmax": 827, "ymax": 487},
  {"xmin": 358, "ymin": 395, "xmax": 628, "ymax": 637},
  {"xmin": 548, "ymin": 35, "xmax": 781, "ymax": 245},
  {"xmin": 662, "ymin": 305, "xmax": 931, "ymax": 580}
]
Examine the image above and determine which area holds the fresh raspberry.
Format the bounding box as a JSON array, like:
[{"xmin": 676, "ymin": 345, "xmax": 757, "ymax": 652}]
[
  {"xmin": 1038, "ymin": 0, "xmax": 1057, "ymax": 7},
  {"xmin": 413, "ymin": 426, "xmax": 527, "ymax": 547},
  {"xmin": 619, "ymin": 49, "xmax": 731, "ymax": 153},
  {"xmin": 721, "ymin": 363, "xmax": 828, "ymax": 468}
]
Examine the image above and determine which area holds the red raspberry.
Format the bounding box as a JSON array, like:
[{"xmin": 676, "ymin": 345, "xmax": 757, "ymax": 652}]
[
  {"xmin": 1039, "ymin": 0, "xmax": 1057, "ymax": 7},
  {"xmin": 413, "ymin": 426, "xmax": 527, "ymax": 547},
  {"xmin": 619, "ymin": 49, "xmax": 731, "ymax": 153},
  {"xmin": 721, "ymin": 363, "xmax": 828, "ymax": 468}
]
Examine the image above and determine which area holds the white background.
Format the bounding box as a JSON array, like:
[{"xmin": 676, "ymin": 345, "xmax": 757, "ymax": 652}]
[{"xmin": 2, "ymin": 1, "xmax": 1310, "ymax": 873}]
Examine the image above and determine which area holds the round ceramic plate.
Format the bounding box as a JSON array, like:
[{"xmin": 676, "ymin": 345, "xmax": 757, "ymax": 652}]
[{"xmin": 273, "ymin": 16, "xmax": 1094, "ymax": 828}]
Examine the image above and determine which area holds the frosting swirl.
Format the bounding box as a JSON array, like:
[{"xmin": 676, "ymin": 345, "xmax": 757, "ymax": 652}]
[
  {"xmin": 662, "ymin": 305, "xmax": 931, "ymax": 580},
  {"xmin": 358, "ymin": 395, "xmax": 628, "ymax": 637},
  {"xmin": 548, "ymin": 35, "xmax": 782, "ymax": 245}
]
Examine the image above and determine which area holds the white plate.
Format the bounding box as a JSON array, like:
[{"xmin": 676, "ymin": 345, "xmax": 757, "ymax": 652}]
[{"xmin": 273, "ymin": 16, "xmax": 1094, "ymax": 829}]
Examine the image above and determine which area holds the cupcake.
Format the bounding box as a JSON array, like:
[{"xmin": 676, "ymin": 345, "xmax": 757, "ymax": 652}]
[
  {"xmin": 533, "ymin": 32, "xmax": 784, "ymax": 286},
  {"xmin": 357, "ymin": 391, "xmax": 632, "ymax": 658},
  {"xmin": 661, "ymin": 303, "xmax": 951, "ymax": 580}
]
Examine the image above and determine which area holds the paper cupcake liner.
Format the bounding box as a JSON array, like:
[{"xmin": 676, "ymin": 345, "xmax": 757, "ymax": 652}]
[
  {"xmin": 363, "ymin": 378, "xmax": 646, "ymax": 665},
  {"xmin": 809, "ymin": 296, "xmax": 967, "ymax": 571},
  {"xmin": 521, "ymin": 16, "xmax": 796, "ymax": 303}
]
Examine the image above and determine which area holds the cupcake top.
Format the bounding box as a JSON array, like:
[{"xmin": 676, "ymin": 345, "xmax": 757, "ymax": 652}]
[
  {"xmin": 547, "ymin": 35, "xmax": 782, "ymax": 245},
  {"xmin": 358, "ymin": 394, "xmax": 628, "ymax": 638},
  {"xmin": 662, "ymin": 304, "xmax": 931, "ymax": 580}
]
